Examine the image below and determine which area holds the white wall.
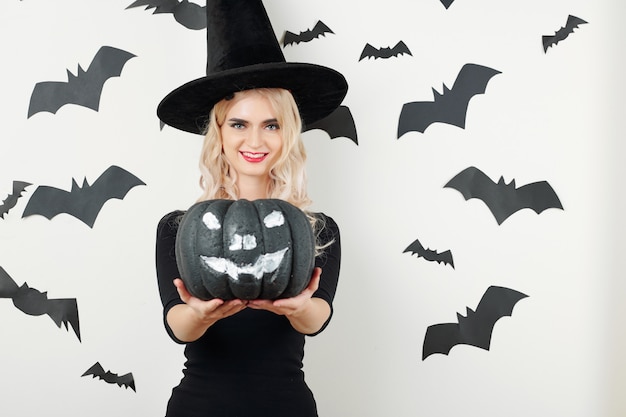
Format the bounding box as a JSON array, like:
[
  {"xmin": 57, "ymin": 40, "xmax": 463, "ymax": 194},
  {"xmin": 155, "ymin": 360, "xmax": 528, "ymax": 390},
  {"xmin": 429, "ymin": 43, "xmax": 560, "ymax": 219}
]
[{"xmin": 1, "ymin": 1, "xmax": 624, "ymax": 416}]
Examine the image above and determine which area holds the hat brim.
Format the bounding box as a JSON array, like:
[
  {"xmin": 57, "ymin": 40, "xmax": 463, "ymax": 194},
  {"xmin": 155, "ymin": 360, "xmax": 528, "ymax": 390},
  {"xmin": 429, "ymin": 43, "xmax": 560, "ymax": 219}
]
[{"xmin": 157, "ymin": 62, "xmax": 348, "ymax": 135}]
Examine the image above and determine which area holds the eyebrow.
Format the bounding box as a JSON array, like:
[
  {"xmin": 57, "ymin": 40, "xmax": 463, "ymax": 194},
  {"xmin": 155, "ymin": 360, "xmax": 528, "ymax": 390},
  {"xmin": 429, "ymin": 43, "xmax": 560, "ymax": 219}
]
[{"xmin": 227, "ymin": 117, "xmax": 279, "ymax": 125}]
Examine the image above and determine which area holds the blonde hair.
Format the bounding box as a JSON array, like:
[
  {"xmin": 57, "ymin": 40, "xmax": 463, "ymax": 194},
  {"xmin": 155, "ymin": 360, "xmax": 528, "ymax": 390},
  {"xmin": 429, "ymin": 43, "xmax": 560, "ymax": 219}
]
[{"xmin": 196, "ymin": 88, "xmax": 329, "ymax": 252}]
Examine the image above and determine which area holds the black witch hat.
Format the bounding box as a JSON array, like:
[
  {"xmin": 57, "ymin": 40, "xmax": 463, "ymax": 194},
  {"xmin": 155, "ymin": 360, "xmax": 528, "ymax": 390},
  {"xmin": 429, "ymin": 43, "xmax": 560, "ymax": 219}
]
[{"xmin": 157, "ymin": 0, "xmax": 348, "ymax": 135}]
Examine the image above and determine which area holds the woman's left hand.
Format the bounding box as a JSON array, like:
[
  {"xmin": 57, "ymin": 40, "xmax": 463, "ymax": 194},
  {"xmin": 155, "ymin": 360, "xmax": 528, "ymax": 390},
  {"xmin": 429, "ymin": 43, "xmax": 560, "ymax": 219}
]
[{"xmin": 247, "ymin": 267, "xmax": 321, "ymax": 317}]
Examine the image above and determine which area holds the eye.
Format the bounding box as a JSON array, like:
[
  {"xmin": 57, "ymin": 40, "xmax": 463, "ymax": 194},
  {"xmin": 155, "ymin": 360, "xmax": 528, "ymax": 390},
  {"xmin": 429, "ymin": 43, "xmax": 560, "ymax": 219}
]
[
  {"xmin": 229, "ymin": 121, "xmax": 245, "ymax": 129},
  {"xmin": 264, "ymin": 210, "xmax": 285, "ymax": 228},
  {"xmin": 265, "ymin": 122, "xmax": 280, "ymax": 131},
  {"xmin": 202, "ymin": 212, "xmax": 221, "ymax": 230}
]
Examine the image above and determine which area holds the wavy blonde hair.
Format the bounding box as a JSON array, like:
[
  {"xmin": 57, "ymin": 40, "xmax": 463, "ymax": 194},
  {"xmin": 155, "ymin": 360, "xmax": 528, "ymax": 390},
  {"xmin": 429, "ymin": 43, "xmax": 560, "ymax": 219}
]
[{"xmin": 196, "ymin": 88, "xmax": 329, "ymax": 251}]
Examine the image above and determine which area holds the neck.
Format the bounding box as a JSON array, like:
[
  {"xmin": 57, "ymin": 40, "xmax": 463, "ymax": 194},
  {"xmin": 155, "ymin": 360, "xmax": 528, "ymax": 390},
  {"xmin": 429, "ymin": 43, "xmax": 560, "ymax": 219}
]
[{"xmin": 237, "ymin": 176, "xmax": 270, "ymax": 201}]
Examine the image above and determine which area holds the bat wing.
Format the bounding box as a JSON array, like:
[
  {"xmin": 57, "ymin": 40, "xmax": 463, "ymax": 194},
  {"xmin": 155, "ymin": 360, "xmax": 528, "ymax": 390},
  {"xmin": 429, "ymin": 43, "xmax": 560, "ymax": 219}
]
[
  {"xmin": 423, "ymin": 285, "xmax": 528, "ymax": 359},
  {"xmin": 445, "ymin": 167, "xmax": 563, "ymax": 224},
  {"xmin": 359, "ymin": 43, "xmax": 378, "ymax": 61},
  {"xmin": 82, "ymin": 165, "xmax": 145, "ymax": 226},
  {"xmin": 404, "ymin": 238, "xmax": 454, "ymax": 268},
  {"xmin": 99, "ymin": 370, "xmax": 136, "ymax": 391},
  {"xmin": 432, "ymin": 249, "xmax": 454, "ymax": 268},
  {"xmin": 0, "ymin": 266, "xmax": 19, "ymax": 298},
  {"xmin": 451, "ymin": 63, "xmax": 502, "ymax": 97},
  {"xmin": 28, "ymin": 79, "xmax": 82, "ymax": 117},
  {"xmin": 82, "ymin": 362, "xmax": 106, "ymax": 378},
  {"xmin": 440, "ymin": 0, "xmax": 455, "ymax": 9},
  {"xmin": 173, "ymin": 0, "xmax": 206, "ymax": 30},
  {"xmin": 444, "ymin": 63, "xmax": 501, "ymax": 126},
  {"xmin": 311, "ymin": 20, "xmax": 334, "ymax": 38},
  {"xmin": 300, "ymin": 20, "xmax": 333, "ymax": 43},
  {"xmin": 303, "ymin": 106, "xmax": 358, "ymax": 144},
  {"xmin": 444, "ymin": 166, "xmax": 496, "ymax": 202},
  {"xmin": 423, "ymin": 322, "xmax": 461, "ymax": 359},
  {"xmin": 283, "ymin": 30, "xmax": 299, "ymax": 47},
  {"xmin": 10, "ymin": 283, "xmax": 81, "ymax": 341},
  {"xmin": 542, "ymin": 15, "xmax": 588, "ymax": 52},
  {"xmin": 126, "ymin": 0, "xmax": 179, "ymax": 14},
  {"xmin": 464, "ymin": 286, "xmax": 528, "ymax": 349},
  {"xmin": 66, "ymin": 165, "xmax": 145, "ymax": 227},
  {"xmin": 82, "ymin": 362, "xmax": 136, "ymax": 391},
  {"xmin": 89, "ymin": 165, "xmax": 146, "ymax": 202},
  {"xmin": 444, "ymin": 166, "xmax": 518, "ymax": 225},
  {"xmin": 22, "ymin": 184, "xmax": 76, "ymax": 222},
  {"xmin": 283, "ymin": 20, "xmax": 333, "ymax": 46},
  {"xmin": 109, "ymin": 371, "xmax": 136, "ymax": 391},
  {"xmin": 398, "ymin": 64, "xmax": 500, "ymax": 136},
  {"xmin": 22, "ymin": 165, "xmax": 145, "ymax": 227},
  {"xmin": 403, "ymin": 238, "xmax": 426, "ymax": 256},
  {"xmin": 79, "ymin": 46, "xmax": 136, "ymax": 110},
  {"xmin": 397, "ymin": 98, "xmax": 444, "ymax": 136},
  {"xmin": 45, "ymin": 298, "xmax": 81, "ymax": 341},
  {"xmin": 391, "ymin": 41, "xmax": 412, "ymax": 57},
  {"xmin": 0, "ymin": 181, "xmax": 31, "ymax": 218},
  {"xmin": 28, "ymin": 46, "xmax": 136, "ymax": 117},
  {"xmin": 514, "ymin": 180, "xmax": 564, "ymax": 215}
]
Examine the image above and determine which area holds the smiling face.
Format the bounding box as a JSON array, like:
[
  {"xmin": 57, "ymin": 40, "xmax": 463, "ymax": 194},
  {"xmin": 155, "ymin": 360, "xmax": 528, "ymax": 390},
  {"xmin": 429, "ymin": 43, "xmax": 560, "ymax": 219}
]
[{"xmin": 220, "ymin": 90, "xmax": 284, "ymax": 191}]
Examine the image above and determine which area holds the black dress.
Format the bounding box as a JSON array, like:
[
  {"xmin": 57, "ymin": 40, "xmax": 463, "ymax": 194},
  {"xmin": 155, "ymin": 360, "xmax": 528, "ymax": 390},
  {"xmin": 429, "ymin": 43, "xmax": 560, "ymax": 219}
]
[{"xmin": 155, "ymin": 210, "xmax": 341, "ymax": 417}]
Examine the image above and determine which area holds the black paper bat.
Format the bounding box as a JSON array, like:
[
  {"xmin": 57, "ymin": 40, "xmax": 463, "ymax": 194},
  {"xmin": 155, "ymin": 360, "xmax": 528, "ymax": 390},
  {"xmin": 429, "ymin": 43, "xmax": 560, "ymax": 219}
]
[
  {"xmin": 359, "ymin": 41, "xmax": 412, "ymax": 61},
  {"xmin": 126, "ymin": 0, "xmax": 206, "ymax": 30},
  {"xmin": 22, "ymin": 165, "xmax": 146, "ymax": 228},
  {"xmin": 423, "ymin": 285, "xmax": 528, "ymax": 359},
  {"xmin": 0, "ymin": 181, "xmax": 31, "ymax": 219},
  {"xmin": 28, "ymin": 46, "xmax": 136, "ymax": 117},
  {"xmin": 82, "ymin": 362, "xmax": 136, "ymax": 392},
  {"xmin": 403, "ymin": 238, "xmax": 454, "ymax": 269},
  {"xmin": 397, "ymin": 63, "xmax": 501, "ymax": 136},
  {"xmin": 0, "ymin": 266, "xmax": 81, "ymax": 341},
  {"xmin": 444, "ymin": 166, "xmax": 563, "ymax": 225},
  {"xmin": 440, "ymin": 0, "xmax": 455, "ymax": 9},
  {"xmin": 283, "ymin": 20, "xmax": 334, "ymax": 46},
  {"xmin": 543, "ymin": 15, "xmax": 588, "ymax": 52},
  {"xmin": 303, "ymin": 105, "xmax": 358, "ymax": 145}
]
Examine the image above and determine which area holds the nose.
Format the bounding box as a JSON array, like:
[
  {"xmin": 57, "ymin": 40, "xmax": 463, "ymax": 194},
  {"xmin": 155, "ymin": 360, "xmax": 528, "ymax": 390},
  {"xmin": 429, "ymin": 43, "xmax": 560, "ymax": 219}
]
[
  {"xmin": 229, "ymin": 233, "xmax": 257, "ymax": 251},
  {"xmin": 245, "ymin": 127, "xmax": 263, "ymax": 148}
]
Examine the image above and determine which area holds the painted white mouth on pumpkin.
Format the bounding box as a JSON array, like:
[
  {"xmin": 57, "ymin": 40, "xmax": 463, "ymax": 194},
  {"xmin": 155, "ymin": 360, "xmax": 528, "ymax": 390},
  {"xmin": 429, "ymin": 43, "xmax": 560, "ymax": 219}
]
[{"xmin": 200, "ymin": 247, "xmax": 288, "ymax": 280}]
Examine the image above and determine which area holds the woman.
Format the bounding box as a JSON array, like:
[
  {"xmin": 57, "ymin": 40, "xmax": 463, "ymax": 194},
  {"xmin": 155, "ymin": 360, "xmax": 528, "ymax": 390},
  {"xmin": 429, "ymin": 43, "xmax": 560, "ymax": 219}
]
[{"xmin": 154, "ymin": 1, "xmax": 348, "ymax": 416}]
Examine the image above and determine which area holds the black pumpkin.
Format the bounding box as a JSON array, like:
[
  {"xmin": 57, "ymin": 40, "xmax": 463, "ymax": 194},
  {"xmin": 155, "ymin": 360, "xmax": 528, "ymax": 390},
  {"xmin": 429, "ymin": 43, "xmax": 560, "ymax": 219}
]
[{"xmin": 175, "ymin": 199, "xmax": 315, "ymax": 300}]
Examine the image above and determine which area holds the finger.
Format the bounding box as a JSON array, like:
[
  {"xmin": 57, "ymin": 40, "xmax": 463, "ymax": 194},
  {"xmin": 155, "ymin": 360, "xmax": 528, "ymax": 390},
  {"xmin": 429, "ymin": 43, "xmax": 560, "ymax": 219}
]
[
  {"xmin": 247, "ymin": 299, "xmax": 273, "ymax": 309},
  {"xmin": 218, "ymin": 299, "xmax": 248, "ymax": 317},
  {"xmin": 223, "ymin": 299, "xmax": 246, "ymax": 310},
  {"xmin": 310, "ymin": 267, "xmax": 322, "ymax": 286},
  {"xmin": 173, "ymin": 278, "xmax": 192, "ymax": 301},
  {"xmin": 307, "ymin": 268, "xmax": 322, "ymax": 291}
]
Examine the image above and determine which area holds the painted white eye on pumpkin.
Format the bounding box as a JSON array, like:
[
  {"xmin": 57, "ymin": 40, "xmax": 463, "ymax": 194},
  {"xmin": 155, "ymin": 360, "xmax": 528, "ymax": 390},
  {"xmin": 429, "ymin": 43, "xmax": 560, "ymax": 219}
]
[
  {"xmin": 264, "ymin": 210, "xmax": 285, "ymax": 228},
  {"xmin": 202, "ymin": 212, "xmax": 221, "ymax": 230}
]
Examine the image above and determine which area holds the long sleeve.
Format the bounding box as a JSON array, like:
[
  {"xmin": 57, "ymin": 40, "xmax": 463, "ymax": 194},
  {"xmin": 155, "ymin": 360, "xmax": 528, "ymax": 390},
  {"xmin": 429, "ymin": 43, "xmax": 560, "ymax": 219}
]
[
  {"xmin": 155, "ymin": 210, "xmax": 186, "ymax": 343},
  {"xmin": 308, "ymin": 213, "xmax": 341, "ymax": 336}
]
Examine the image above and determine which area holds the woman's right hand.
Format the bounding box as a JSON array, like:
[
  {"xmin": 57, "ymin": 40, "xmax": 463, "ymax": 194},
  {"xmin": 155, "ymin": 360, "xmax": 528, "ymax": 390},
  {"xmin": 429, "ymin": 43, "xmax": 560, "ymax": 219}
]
[
  {"xmin": 174, "ymin": 278, "xmax": 248, "ymax": 322},
  {"xmin": 167, "ymin": 279, "xmax": 247, "ymax": 342}
]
